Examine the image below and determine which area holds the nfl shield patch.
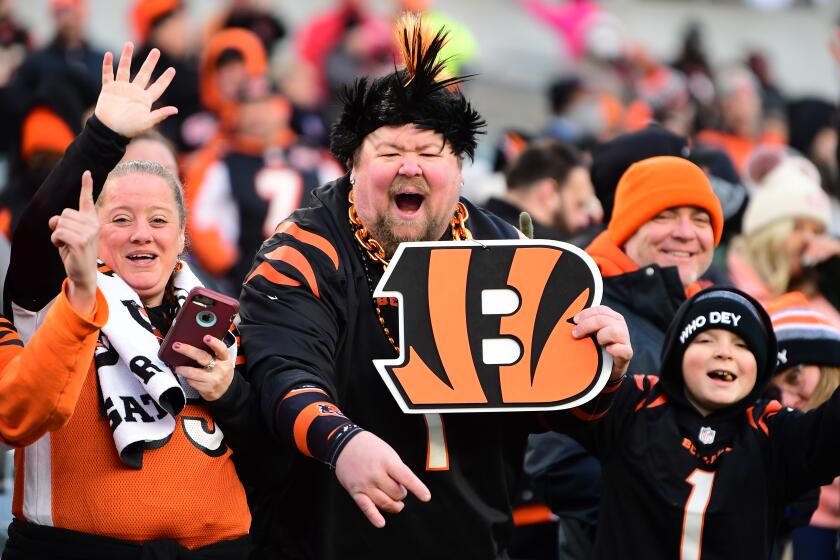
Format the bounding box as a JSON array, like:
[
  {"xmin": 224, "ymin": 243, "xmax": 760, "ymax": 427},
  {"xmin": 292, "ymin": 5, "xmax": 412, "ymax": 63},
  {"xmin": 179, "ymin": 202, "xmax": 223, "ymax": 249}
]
[{"xmin": 698, "ymin": 426, "xmax": 716, "ymax": 445}]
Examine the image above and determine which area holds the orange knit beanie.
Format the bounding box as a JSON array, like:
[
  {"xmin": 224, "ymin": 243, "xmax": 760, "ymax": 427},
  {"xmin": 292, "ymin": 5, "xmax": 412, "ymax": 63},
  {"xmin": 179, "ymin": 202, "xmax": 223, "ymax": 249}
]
[{"xmin": 606, "ymin": 156, "xmax": 723, "ymax": 247}]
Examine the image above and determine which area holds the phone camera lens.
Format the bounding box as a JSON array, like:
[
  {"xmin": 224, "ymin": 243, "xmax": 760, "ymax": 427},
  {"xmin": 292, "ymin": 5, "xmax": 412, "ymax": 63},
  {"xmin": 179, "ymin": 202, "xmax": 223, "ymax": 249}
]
[{"xmin": 196, "ymin": 311, "xmax": 217, "ymax": 328}]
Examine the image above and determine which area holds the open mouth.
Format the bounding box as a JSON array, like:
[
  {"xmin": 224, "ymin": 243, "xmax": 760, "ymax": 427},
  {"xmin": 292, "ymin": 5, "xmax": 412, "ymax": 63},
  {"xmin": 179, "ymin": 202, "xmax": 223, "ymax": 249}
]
[
  {"xmin": 394, "ymin": 193, "xmax": 424, "ymax": 214},
  {"xmin": 126, "ymin": 253, "xmax": 157, "ymax": 263},
  {"xmin": 707, "ymin": 370, "xmax": 737, "ymax": 383}
]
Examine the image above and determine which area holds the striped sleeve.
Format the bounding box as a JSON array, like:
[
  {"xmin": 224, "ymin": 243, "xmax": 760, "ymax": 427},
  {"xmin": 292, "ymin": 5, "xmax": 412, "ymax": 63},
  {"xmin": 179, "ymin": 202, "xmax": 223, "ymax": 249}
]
[
  {"xmin": 0, "ymin": 282, "xmax": 107, "ymax": 446},
  {"xmin": 276, "ymin": 385, "xmax": 363, "ymax": 467}
]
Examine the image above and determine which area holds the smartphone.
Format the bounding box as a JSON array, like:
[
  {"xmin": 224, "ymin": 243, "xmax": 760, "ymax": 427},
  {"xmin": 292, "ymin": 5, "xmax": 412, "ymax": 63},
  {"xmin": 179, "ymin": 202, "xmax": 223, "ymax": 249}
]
[{"xmin": 158, "ymin": 287, "xmax": 240, "ymax": 369}]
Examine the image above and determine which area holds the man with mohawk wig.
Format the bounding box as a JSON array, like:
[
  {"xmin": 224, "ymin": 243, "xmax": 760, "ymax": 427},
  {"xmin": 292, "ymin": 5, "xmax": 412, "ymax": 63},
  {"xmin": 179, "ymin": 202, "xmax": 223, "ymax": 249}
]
[{"xmin": 239, "ymin": 14, "xmax": 631, "ymax": 559}]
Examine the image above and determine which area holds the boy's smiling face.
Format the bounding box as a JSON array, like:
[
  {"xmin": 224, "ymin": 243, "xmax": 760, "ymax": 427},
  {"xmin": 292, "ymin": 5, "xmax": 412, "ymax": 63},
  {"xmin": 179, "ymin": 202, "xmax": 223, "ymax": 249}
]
[{"xmin": 682, "ymin": 328, "xmax": 757, "ymax": 416}]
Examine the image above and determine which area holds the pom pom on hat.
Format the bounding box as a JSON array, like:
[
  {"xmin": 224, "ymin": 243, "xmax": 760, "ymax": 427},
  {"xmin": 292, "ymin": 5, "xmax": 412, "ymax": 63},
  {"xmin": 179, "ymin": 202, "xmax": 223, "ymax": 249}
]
[{"xmin": 741, "ymin": 158, "xmax": 831, "ymax": 236}]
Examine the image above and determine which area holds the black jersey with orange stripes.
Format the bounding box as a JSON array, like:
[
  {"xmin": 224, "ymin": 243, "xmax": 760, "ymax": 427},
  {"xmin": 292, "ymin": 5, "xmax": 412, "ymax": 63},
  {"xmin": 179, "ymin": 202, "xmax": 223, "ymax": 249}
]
[
  {"xmin": 239, "ymin": 176, "xmax": 612, "ymax": 559},
  {"xmin": 549, "ymin": 372, "xmax": 840, "ymax": 560}
]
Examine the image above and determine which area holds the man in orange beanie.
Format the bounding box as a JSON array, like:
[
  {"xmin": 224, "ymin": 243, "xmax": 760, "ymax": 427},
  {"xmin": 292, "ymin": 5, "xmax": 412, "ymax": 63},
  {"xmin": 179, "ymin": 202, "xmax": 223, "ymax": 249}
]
[{"xmin": 585, "ymin": 155, "xmax": 723, "ymax": 374}]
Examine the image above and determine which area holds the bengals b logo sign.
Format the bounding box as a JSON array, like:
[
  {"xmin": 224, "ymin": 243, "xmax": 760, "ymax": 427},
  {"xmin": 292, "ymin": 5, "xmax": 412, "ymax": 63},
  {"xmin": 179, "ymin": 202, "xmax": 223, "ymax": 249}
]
[{"xmin": 373, "ymin": 240, "xmax": 611, "ymax": 413}]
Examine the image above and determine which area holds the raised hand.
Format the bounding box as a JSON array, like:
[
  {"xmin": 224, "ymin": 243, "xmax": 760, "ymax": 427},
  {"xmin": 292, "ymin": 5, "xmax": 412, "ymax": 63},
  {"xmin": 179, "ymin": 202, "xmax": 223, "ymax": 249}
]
[
  {"xmin": 93, "ymin": 42, "xmax": 178, "ymax": 138},
  {"xmin": 572, "ymin": 305, "xmax": 633, "ymax": 380},
  {"xmin": 335, "ymin": 431, "xmax": 431, "ymax": 528},
  {"xmin": 49, "ymin": 171, "xmax": 100, "ymax": 315}
]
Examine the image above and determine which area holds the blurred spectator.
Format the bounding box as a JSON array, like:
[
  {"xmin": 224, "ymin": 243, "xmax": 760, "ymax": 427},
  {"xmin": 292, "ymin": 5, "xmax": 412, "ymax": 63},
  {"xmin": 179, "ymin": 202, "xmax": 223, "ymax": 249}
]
[
  {"xmin": 3, "ymin": 0, "xmax": 101, "ymax": 158},
  {"xmin": 626, "ymin": 46, "xmax": 695, "ymax": 137},
  {"xmin": 696, "ymin": 64, "xmax": 785, "ymax": 175},
  {"xmin": 132, "ymin": 0, "xmax": 201, "ymax": 152},
  {"xmin": 295, "ymin": 0, "xmax": 393, "ymax": 106},
  {"xmin": 204, "ymin": 0, "xmax": 286, "ymax": 56},
  {"xmin": 746, "ymin": 49, "xmax": 786, "ymax": 119},
  {"xmin": 0, "ymin": 0, "xmax": 31, "ymax": 155},
  {"xmin": 276, "ymin": 56, "xmax": 330, "ymax": 149},
  {"xmin": 519, "ymin": 0, "xmax": 603, "ymax": 62},
  {"xmin": 728, "ymin": 157, "xmax": 840, "ymax": 324},
  {"xmin": 187, "ymin": 27, "xmax": 268, "ymax": 149},
  {"xmin": 398, "ymin": 0, "xmax": 478, "ymax": 76},
  {"xmin": 542, "ymin": 75, "xmax": 620, "ymax": 145},
  {"xmin": 767, "ymin": 292, "xmax": 840, "ymax": 560},
  {"xmin": 689, "ymin": 146, "xmax": 749, "ymax": 245},
  {"xmin": 484, "ymin": 138, "xmax": 599, "ymax": 242},
  {"xmin": 11, "ymin": 0, "xmax": 101, "ymax": 93},
  {"xmin": 0, "ymin": 70, "xmax": 96, "ymax": 240},
  {"xmin": 121, "ymin": 129, "xmax": 178, "ymax": 174},
  {"xmin": 787, "ymin": 98, "xmax": 840, "ymax": 235},
  {"xmin": 186, "ymin": 76, "xmax": 341, "ymax": 292},
  {"xmin": 590, "ymin": 124, "xmax": 689, "ymax": 224}
]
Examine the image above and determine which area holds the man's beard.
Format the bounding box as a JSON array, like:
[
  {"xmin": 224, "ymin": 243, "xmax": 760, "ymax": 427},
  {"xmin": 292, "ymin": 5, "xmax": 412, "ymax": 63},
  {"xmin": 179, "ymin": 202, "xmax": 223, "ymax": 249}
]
[
  {"xmin": 368, "ymin": 211, "xmax": 451, "ymax": 259},
  {"xmin": 361, "ymin": 177, "xmax": 456, "ymax": 258}
]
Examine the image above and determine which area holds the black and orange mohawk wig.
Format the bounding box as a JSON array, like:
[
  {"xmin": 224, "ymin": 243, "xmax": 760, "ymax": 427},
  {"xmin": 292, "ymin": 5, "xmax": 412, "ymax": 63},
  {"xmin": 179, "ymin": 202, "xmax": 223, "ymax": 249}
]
[{"xmin": 329, "ymin": 13, "xmax": 485, "ymax": 166}]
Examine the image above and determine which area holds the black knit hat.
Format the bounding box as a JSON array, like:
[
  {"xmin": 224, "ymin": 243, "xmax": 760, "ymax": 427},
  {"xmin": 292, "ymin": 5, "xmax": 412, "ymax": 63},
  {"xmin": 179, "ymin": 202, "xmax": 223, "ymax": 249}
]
[
  {"xmin": 590, "ymin": 124, "xmax": 689, "ymax": 222},
  {"xmin": 329, "ymin": 14, "xmax": 485, "ymax": 166},
  {"xmin": 660, "ymin": 286, "xmax": 778, "ymax": 409}
]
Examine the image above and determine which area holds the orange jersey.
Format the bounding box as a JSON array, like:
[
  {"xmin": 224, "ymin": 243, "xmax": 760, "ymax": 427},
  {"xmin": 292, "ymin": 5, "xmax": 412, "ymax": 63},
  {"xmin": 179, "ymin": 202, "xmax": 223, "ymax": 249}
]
[
  {"xmin": 11, "ymin": 288, "xmax": 251, "ymax": 548},
  {"xmin": 0, "ymin": 284, "xmax": 106, "ymax": 446}
]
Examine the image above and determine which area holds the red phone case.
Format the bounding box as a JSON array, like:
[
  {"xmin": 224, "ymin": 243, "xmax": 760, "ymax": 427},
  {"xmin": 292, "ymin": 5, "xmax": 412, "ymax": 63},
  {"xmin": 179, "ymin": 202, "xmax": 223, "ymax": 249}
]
[{"xmin": 158, "ymin": 287, "xmax": 240, "ymax": 369}]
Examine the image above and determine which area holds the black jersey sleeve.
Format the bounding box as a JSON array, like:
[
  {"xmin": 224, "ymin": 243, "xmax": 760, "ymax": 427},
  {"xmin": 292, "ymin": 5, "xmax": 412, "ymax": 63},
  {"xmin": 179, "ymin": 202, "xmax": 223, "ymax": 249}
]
[
  {"xmin": 766, "ymin": 385, "xmax": 840, "ymax": 502},
  {"xmin": 538, "ymin": 374, "xmax": 653, "ymax": 459},
  {"xmin": 6, "ymin": 116, "xmax": 128, "ymax": 312},
  {"xmin": 238, "ymin": 225, "xmax": 346, "ymax": 439}
]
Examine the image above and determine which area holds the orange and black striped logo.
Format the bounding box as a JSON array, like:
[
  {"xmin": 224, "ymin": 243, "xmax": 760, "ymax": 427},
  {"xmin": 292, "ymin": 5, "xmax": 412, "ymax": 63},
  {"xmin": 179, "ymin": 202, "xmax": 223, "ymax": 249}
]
[{"xmin": 373, "ymin": 240, "xmax": 611, "ymax": 413}]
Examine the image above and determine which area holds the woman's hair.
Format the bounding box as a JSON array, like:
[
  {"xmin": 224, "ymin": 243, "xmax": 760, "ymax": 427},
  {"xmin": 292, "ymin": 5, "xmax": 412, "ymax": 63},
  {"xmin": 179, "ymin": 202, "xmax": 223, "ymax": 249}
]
[
  {"xmin": 730, "ymin": 218, "xmax": 795, "ymax": 297},
  {"xmin": 803, "ymin": 365, "xmax": 840, "ymax": 411},
  {"xmin": 99, "ymin": 160, "xmax": 186, "ymax": 229}
]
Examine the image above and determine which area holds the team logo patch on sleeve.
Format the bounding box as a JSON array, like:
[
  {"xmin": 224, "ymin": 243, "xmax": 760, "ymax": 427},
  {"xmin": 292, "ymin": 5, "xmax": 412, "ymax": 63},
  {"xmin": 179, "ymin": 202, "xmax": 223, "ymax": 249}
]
[{"xmin": 372, "ymin": 239, "xmax": 611, "ymax": 413}]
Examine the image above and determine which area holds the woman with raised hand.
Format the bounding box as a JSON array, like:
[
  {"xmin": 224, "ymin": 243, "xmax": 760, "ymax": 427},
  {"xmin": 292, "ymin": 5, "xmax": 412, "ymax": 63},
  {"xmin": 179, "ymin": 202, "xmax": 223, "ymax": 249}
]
[
  {"xmin": 4, "ymin": 43, "xmax": 257, "ymax": 559},
  {"xmin": 0, "ymin": 171, "xmax": 106, "ymax": 447}
]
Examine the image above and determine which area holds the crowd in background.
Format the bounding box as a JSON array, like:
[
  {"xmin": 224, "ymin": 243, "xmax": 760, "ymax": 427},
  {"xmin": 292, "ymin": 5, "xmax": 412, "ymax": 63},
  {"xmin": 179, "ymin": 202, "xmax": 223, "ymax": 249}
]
[{"xmin": 0, "ymin": 0, "xmax": 839, "ymax": 558}]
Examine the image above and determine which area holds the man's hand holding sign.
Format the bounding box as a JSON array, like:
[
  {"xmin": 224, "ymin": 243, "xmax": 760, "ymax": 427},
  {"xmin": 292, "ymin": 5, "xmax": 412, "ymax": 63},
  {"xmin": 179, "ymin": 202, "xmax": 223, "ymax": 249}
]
[{"xmin": 336, "ymin": 239, "xmax": 631, "ymax": 527}]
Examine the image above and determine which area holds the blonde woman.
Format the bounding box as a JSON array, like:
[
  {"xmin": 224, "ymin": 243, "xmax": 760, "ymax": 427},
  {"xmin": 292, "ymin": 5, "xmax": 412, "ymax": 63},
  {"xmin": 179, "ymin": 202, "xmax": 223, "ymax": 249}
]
[
  {"xmin": 768, "ymin": 292, "xmax": 840, "ymax": 559},
  {"xmin": 728, "ymin": 158, "xmax": 840, "ymax": 327}
]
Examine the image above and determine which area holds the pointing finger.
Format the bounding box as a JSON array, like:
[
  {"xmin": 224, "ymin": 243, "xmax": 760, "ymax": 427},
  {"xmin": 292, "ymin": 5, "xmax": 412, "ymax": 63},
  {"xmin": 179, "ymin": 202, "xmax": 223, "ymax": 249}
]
[
  {"xmin": 79, "ymin": 171, "xmax": 95, "ymax": 214},
  {"xmin": 389, "ymin": 462, "xmax": 431, "ymax": 503}
]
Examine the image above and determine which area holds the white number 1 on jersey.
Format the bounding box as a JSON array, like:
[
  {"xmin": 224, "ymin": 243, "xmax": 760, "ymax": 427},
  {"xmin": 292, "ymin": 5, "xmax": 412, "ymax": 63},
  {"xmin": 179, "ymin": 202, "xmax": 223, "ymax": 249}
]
[{"xmin": 681, "ymin": 469, "xmax": 715, "ymax": 560}]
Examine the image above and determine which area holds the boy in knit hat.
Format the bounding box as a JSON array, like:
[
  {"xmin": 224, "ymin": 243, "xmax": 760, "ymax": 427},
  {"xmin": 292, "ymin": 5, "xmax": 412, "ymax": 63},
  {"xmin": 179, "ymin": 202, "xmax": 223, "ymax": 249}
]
[
  {"xmin": 767, "ymin": 292, "xmax": 840, "ymax": 557},
  {"xmin": 556, "ymin": 285, "xmax": 840, "ymax": 559}
]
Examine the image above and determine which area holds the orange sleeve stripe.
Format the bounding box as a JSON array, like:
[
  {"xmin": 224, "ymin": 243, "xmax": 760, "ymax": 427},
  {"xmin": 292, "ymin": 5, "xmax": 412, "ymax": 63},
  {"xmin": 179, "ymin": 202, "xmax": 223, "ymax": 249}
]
[
  {"xmin": 274, "ymin": 222, "xmax": 339, "ymax": 270},
  {"xmin": 512, "ymin": 504, "xmax": 557, "ymax": 526},
  {"xmin": 264, "ymin": 245, "xmax": 320, "ymax": 298},
  {"xmin": 245, "ymin": 262, "xmax": 302, "ymax": 288},
  {"xmin": 282, "ymin": 386, "xmax": 328, "ymax": 402},
  {"xmin": 646, "ymin": 395, "xmax": 667, "ymax": 409},
  {"xmin": 746, "ymin": 406, "xmax": 759, "ymax": 431},
  {"xmin": 570, "ymin": 407, "xmax": 607, "ymax": 421},
  {"xmin": 634, "ymin": 374, "xmax": 646, "ymax": 391},
  {"xmin": 293, "ymin": 401, "xmax": 332, "ymax": 457}
]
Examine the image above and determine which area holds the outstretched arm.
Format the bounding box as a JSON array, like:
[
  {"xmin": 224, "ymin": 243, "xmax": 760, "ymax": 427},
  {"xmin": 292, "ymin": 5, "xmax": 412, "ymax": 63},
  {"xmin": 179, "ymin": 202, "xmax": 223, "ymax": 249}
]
[{"xmin": 7, "ymin": 43, "xmax": 176, "ymax": 312}]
